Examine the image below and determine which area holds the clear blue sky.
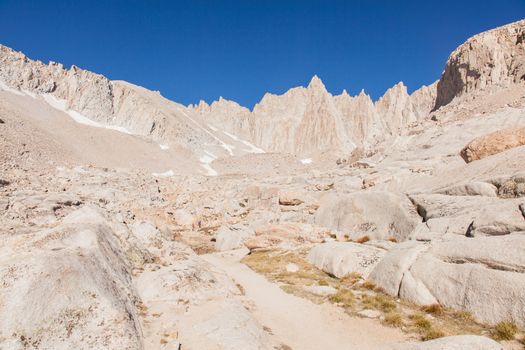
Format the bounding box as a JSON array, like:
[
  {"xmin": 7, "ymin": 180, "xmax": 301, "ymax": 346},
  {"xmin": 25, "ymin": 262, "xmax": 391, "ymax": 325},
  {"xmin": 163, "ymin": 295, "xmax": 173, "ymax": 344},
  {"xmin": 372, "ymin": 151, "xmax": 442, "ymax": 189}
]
[{"xmin": 0, "ymin": 1, "xmax": 524, "ymax": 108}]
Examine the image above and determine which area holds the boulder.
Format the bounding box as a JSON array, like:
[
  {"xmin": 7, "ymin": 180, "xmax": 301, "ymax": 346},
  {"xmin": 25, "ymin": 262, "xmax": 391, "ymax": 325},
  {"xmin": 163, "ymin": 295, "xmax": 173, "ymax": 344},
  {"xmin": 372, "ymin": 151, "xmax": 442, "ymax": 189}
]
[
  {"xmin": 370, "ymin": 235, "xmax": 525, "ymax": 327},
  {"xmin": 436, "ymin": 181, "xmax": 498, "ymax": 197},
  {"xmin": 369, "ymin": 241, "xmax": 429, "ymax": 297},
  {"xmin": 131, "ymin": 220, "xmax": 161, "ymax": 246},
  {"xmin": 307, "ymin": 241, "xmax": 386, "ymax": 278},
  {"xmin": 460, "ymin": 127, "xmax": 525, "ymax": 163},
  {"xmin": 410, "ymin": 194, "xmax": 525, "ymax": 236},
  {"xmin": 278, "ymin": 191, "xmax": 305, "ymax": 206},
  {"xmin": 215, "ymin": 225, "xmax": 254, "ymax": 251},
  {"xmin": 0, "ymin": 206, "xmax": 142, "ymax": 349},
  {"xmin": 315, "ymin": 191, "xmax": 419, "ymax": 241},
  {"xmin": 498, "ymin": 179, "xmax": 525, "ymax": 198},
  {"xmin": 244, "ymin": 223, "xmax": 328, "ymax": 250}
]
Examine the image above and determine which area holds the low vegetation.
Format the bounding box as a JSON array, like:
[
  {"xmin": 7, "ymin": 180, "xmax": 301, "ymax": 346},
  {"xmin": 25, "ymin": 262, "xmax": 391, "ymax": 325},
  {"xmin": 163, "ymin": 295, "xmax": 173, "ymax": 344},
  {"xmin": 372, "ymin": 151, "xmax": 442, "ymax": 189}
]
[
  {"xmin": 492, "ymin": 321, "xmax": 518, "ymax": 340},
  {"xmin": 329, "ymin": 288, "xmax": 354, "ymax": 308},
  {"xmin": 383, "ymin": 312, "xmax": 403, "ymax": 327},
  {"xmin": 242, "ymin": 248, "xmax": 525, "ymax": 344}
]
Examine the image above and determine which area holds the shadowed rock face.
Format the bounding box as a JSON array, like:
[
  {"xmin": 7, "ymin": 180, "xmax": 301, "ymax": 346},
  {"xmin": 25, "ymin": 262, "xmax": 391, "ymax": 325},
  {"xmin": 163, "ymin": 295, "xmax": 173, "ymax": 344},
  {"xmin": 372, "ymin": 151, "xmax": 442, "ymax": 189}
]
[{"xmin": 434, "ymin": 19, "xmax": 525, "ymax": 110}]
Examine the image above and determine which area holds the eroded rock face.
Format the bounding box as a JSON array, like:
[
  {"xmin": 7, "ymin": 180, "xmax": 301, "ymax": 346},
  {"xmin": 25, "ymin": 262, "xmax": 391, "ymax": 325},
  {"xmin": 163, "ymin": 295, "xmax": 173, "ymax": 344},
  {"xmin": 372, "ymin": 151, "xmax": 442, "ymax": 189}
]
[
  {"xmin": 460, "ymin": 127, "xmax": 525, "ymax": 163},
  {"xmin": 434, "ymin": 19, "xmax": 525, "ymax": 109}
]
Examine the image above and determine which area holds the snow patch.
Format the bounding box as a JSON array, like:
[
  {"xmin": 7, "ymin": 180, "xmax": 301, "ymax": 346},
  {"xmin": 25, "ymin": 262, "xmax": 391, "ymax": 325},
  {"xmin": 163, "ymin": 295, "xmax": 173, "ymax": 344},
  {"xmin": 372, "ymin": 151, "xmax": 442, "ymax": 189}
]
[
  {"xmin": 41, "ymin": 94, "xmax": 132, "ymax": 134},
  {"xmin": 177, "ymin": 108, "xmax": 235, "ymax": 156},
  {"xmin": 42, "ymin": 94, "xmax": 66, "ymax": 110},
  {"xmin": 152, "ymin": 170, "xmax": 174, "ymax": 177},
  {"xmin": 241, "ymin": 139, "xmax": 265, "ymax": 154},
  {"xmin": 159, "ymin": 144, "xmax": 169, "ymax": 150},
  {"xmin": 223, "ymin": 131, "xmax": 239, "ymax": 141},
  {"xmin": 199, "ymin": 151, "xmax": 219, "ymax": 176},
  {"xmin": 223, "ymin": 131, "xmax": 265, "ymax": 154},
  {"xmin": 301, "ymin": 158, "xmax": 313, "ymax": 165}
]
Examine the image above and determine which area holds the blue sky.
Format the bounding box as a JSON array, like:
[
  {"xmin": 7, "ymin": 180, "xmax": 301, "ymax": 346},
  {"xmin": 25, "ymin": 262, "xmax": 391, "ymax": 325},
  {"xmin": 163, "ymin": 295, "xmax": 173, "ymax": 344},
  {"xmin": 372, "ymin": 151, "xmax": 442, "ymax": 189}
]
[{"xmin": 0, "ymin": 1, "xmax": 524, "ymax": 109}]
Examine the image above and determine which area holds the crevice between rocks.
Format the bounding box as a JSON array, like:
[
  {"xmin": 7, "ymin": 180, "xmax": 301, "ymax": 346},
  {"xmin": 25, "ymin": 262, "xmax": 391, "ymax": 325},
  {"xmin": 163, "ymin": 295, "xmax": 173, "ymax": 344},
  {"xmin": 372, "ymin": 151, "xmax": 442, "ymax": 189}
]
[{"xmin": 442, "ymin": 257, "xmax": 525, "ymax": 273}]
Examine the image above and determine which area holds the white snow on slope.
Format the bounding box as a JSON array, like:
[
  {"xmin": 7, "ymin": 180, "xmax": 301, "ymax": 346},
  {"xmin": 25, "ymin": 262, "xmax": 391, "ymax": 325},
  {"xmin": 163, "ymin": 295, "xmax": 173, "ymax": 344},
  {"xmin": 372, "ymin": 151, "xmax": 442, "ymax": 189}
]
[
  {"xmin": 159, "ymin": 144, "xmax": 170, "ymax": 150},
  {"xmin": 223, "ymin": 130, "xmax": 240, "ymax": 141},
  {"xmin": 41, "ymin": 94, "xmax": 132, "ymax": 134},
  {"xmin": 241, "ymin": 139, "xmax": 265, "ymax": 154},
  {"xmin": 0, "ymin": 85, "xmax": 130, "ymax": 135},
  {"xmin": 177, "ymin": 108, "xmax": 235, "ymax": 156},
  {"xmin": 222, "ymin": 131, "xmax": 265, "ymax": 154},
  {"xmin": 199, "ymin": 151, "xmax": 219, "ymax": 176},
  {"xmin": 41, "ymin": 94, "xmax": 66, "ymax": 109}
]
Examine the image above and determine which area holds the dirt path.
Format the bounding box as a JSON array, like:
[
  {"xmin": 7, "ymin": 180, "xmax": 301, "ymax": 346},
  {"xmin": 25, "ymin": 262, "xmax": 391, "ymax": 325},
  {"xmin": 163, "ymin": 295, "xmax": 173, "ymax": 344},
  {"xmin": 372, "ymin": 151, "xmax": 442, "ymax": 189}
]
[{"xmin": 202, "ymin": 249, "xmax": 407, "ymax": 350}]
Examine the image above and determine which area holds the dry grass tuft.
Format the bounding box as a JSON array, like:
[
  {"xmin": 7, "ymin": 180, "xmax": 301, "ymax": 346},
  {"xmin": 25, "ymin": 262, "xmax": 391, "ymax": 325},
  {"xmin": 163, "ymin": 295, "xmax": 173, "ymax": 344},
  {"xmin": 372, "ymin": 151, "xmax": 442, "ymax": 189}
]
[
  {"xmin": 492, "ymin": 321, "xmax": 518, "ymax": 341},
  {"xmin": 410, "ymin": 313, "xmax": 446, "ymax": 341},
  {"xmin": 329, "ymin": 288, "xmax": 354, "ymax": 308},
  {"xmin": 384, "ymin": 312, "xmax": 403, "ymax": 327},
  {"xmin": 361, "ymin": 294, "xmax": 397, "ymax": 313},
  {"xmin": 421, "ymin": 303, "xmax": 444, "ymax": 316},
  {"xmin": 340, "ymin": 272, "xmax": 362, "ymax": 286},
  {"xmin": 422, "ymin": 328, "xmax": 446, "ymax": 341},
  {"xmin": 450, "ymin": 310, "xmax": 474, "ymax": 322},
  {"xmin": 411, "ymin": 313, "xmax": 432, "ymax": 331},
  {"xmin": 361, "ymin": 280, "xmax": 376, "ymax": 290}
]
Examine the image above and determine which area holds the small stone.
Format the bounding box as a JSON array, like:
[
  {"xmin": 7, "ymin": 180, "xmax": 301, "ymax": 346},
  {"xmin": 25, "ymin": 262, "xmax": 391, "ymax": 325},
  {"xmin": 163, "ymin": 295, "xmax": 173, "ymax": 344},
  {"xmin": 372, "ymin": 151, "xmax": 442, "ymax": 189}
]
[{"xmin": 286, "ymin": 263, "xmax": 299, "ymax": 273}]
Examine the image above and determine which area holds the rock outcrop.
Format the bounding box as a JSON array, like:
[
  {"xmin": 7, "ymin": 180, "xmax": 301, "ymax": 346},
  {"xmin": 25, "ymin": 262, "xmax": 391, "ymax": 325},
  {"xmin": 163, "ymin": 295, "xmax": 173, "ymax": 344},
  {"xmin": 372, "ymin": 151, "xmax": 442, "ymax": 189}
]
[
  {"xmin": 460, "ymin": 127, "xmax": 525, "ymax": 162},
  {"xmin": 370, "ymin": 235, "xmax": 525, "ymax": 327},
  {"xmin": 434, "ymin": 19, "xmax": 525, "ymax": 109}
]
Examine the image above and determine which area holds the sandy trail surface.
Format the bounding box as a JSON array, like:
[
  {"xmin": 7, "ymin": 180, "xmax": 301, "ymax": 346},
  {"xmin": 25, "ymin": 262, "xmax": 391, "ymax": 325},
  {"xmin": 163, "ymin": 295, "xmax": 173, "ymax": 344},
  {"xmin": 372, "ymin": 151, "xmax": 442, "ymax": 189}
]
[{"xmin": 202, "ymin": 250, "xmax": 407, "ymax": 350}]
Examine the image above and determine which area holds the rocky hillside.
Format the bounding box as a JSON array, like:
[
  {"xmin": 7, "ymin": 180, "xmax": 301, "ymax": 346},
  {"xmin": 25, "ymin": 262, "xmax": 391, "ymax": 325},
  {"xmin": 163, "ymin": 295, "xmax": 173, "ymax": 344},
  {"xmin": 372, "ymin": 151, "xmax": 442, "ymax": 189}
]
[
  {"xmin": 191, "ymin": 76, "xmax": 436, "ymax": 156},
  {"xmin": 1, "ymin": 18, "xmax": 525, "ymax": 350}
]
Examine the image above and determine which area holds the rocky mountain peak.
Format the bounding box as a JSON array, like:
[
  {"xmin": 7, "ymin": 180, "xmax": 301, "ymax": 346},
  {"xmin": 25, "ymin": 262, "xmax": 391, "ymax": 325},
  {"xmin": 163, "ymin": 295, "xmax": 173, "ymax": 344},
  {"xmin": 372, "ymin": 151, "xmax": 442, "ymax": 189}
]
[{"xmin": 307, "ymin": 75, "xmax": 328, "ymax": 93}]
